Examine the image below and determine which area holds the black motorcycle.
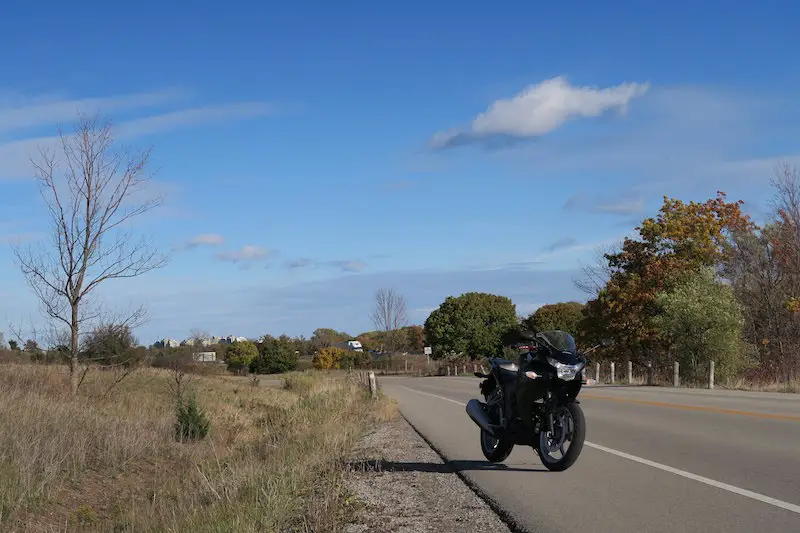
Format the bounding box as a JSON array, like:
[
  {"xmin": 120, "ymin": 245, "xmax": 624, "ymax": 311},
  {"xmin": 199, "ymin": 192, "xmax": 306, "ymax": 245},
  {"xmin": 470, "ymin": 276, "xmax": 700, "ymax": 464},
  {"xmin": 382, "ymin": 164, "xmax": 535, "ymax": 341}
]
[{"xmin": 466, "ymin": 330, "xmax": 604, "ymax": 472}]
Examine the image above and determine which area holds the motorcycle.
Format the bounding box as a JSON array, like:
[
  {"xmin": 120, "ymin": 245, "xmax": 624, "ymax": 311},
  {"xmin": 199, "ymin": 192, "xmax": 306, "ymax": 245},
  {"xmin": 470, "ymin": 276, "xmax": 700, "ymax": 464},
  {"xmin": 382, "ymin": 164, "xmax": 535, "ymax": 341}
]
[{"xmin": 466, "ymin": 330, "xmax": 606, "ymax": 472}]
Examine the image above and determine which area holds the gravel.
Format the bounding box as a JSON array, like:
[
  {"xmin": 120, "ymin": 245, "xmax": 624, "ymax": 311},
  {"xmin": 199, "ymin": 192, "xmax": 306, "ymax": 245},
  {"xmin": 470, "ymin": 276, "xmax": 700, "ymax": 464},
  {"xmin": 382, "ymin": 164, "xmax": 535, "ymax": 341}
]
[{"xmin": 345, "ymin": 415, "xmax": 512, "ymax": 533}]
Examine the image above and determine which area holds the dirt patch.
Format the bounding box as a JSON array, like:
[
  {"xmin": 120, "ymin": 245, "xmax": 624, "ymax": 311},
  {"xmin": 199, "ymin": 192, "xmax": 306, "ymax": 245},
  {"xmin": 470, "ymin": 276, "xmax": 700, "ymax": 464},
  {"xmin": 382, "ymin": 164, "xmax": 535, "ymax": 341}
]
[{"xmin": 345, "ymin": 415, "xmax": 511, "ymax": 533}]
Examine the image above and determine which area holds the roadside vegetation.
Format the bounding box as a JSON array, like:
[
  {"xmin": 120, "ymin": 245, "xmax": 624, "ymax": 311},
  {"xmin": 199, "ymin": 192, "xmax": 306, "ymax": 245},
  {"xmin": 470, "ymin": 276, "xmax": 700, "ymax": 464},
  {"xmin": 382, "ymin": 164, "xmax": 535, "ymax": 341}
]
[{"xmin": 0, "ymin": 363, "xmax": 394, "ymax": 531}]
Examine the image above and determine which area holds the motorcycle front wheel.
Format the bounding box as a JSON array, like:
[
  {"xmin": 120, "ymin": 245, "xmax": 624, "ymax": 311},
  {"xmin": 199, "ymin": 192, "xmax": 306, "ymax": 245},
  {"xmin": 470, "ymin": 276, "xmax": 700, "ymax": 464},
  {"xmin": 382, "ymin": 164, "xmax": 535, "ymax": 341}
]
[
  {"xmin": 536, "ymin": 402, "xmax": 585, "ymax": 472},
  {"xmin": 480, "ymin": 428, "xmax": 514, "ymax": 463}
]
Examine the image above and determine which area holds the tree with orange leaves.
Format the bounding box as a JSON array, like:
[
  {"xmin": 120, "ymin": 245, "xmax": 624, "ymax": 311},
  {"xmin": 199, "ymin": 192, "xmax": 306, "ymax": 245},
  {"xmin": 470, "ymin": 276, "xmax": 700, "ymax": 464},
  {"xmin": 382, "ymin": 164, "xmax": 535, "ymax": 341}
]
[{"xmin": 579, "ymin": 192, "xmax": 753, "ymax": 369}]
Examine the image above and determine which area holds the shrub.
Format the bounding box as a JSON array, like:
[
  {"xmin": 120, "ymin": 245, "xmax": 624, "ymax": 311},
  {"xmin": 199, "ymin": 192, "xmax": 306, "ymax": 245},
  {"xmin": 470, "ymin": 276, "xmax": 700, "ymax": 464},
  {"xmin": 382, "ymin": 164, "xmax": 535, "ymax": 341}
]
[
  {"xmin": 174, "ymin": 393, "xmax": 210, "ymax": 442},
  {"xmin": 225, "ymin": 341, "xmax": 258, "ymax": 374},
  {"xmin": 251, "ymin": 338, "xmax": 299, "ymax": 374},
  {"xmin": 313, "ymin": 347, "xmax": 348, "ymax": 370},
  {"xmin": 654, "ymin": 267, "xmax": 746, "ymax": 383}
]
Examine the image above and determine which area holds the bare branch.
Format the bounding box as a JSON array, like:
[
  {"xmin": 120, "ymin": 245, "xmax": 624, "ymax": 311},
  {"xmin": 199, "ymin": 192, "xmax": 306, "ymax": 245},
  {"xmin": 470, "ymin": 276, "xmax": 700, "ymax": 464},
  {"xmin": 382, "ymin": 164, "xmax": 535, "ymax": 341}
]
[
  {"xmin": 573, "ymin": 241, "xmax": 622, "ymax": 297},
  {"xmin": 370, "ymin": 288, "xmax": 408, "ymax": 355},
  {"xmin": 11, "ymin": 113, "xmax": 168, "ymax": 395}
]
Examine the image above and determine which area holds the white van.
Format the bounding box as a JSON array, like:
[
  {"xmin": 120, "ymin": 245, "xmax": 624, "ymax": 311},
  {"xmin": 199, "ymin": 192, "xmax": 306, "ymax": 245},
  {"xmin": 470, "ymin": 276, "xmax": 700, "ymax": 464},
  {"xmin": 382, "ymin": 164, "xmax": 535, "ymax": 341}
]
[{"xmin": 347, "ymin": 340, "xmax": 363, "ymax": 352}]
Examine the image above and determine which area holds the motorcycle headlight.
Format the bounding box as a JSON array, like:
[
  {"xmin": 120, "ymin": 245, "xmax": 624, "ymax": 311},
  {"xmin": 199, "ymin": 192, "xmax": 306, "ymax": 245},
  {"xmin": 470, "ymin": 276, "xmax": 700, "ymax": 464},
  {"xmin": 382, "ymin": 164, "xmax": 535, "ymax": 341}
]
[{"xmin": 547, "ymin": 358, "xmax": 585, "ymax": 381}]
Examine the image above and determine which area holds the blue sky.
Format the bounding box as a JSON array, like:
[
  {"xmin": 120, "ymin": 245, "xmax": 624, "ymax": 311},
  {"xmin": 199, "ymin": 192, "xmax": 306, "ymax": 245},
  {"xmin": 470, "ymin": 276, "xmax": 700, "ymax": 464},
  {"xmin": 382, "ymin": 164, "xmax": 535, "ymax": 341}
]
[{"xmin": 1, "ymin": 1, "xmax": 799, "ymax": 344}]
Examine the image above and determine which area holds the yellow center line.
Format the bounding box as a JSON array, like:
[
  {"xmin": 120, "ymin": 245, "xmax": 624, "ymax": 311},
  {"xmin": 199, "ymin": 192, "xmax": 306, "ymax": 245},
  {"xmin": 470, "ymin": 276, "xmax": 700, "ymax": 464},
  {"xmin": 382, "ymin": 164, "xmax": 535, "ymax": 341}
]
[{"xmin": 580, "ymin": 394, "xmax": 800, "ymax": 422}]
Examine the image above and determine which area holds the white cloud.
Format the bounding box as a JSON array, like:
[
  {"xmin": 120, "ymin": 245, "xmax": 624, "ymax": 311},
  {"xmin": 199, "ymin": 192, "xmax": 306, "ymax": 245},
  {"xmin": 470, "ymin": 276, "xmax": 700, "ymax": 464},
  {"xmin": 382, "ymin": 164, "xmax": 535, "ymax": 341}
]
[
  {"xmin": 215, "ymin": 245, "xmax": 269, "ymax": 262},
  {"xmin": 430, "ymin": 76, "xmax": 649, "ymax": 148},
  {"xmin": 187, "ymin": 233, "xmax": 225, "ymax": 247}
]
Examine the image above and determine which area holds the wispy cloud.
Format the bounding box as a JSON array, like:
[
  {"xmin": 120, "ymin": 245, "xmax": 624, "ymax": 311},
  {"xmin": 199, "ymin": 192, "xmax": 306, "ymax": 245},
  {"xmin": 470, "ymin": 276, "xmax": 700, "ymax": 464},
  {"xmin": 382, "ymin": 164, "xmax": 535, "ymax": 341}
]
[
  {"xmin": 0, "ymin": 232, "xmax": 42, "ymax": 245},
  {"xmin": 288, "ymin": 258, "xmax": 314, "ymax": 269},
  {"xmin": 565, "ymin": 192, "xmax": 644, "ymax": 216},
  {"xmin": 332, "ymin": 260, "xmax": 366, "ymax": 273},
  {"xmin": 215, "ymin": 245, "xmax": 269, "ymax": 263},
  {"xmin": 0, "ymin": 89, "xmax": 184, "ymax": 135},
  {"xmin": 0, "ymin": 90, "xmax": 277, "ymax": 180},
  {"xmin": 545, "ymin": 237, "xmax": 577, "ymax": 252},
  {"xmin": 117, "ymin": 102, "xmax": 276, "ymax": 139},
  {"xmin": 429, "ymin": 76, "xmax": 649, "ymax": 149},
  {"xmin": 285, "ymin": 258, "xmax": 367, "ymax": 273},
  {"xmin": 186, "ymin": 233, "xmax": 225, "ymax": 248},
  {"xmin": 593, "ymin": 199, "xmax": 645, "ymax": 215}
]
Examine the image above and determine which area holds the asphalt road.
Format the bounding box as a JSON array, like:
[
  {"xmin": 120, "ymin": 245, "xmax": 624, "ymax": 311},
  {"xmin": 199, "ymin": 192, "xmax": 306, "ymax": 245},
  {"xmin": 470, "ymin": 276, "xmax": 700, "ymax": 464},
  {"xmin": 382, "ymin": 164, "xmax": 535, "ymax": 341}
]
[{"xmin": 380, "ymin": 376, "xmax": 800, "ymax": 533}]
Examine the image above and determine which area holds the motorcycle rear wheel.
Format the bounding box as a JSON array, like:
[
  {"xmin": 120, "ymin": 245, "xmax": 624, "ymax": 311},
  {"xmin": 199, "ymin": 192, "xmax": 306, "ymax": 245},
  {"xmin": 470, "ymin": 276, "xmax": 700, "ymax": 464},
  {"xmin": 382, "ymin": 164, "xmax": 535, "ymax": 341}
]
[
  {"xmin": 536, "ymin": 402, "xmax": 585, "ymax": 472},
  {"xmin": 480, "ymin": 429, "xmax": 514, "ymax": 463}
]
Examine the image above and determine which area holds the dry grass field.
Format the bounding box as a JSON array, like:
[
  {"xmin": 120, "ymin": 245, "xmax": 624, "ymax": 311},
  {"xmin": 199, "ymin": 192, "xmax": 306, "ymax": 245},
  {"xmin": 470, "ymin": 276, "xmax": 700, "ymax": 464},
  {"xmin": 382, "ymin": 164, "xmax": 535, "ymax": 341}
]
[{"xmin": 0, "ymin": 364, "xmax": 395, "ymax": 532}]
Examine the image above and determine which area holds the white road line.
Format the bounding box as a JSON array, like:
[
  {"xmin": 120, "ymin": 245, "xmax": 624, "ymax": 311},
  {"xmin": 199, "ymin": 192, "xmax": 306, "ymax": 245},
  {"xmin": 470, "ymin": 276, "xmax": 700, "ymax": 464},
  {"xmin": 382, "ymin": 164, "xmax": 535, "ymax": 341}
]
[
  {"xmin": 583, "ymin": 442, "xmax": 800, "ymax": 515},
  {"xmin": 399, "ymin": 386, "xmax": 466, "ymax": 406},
  {"xmin": 396, "ymin": 385, "xmax": 800, "ymax": 516}
]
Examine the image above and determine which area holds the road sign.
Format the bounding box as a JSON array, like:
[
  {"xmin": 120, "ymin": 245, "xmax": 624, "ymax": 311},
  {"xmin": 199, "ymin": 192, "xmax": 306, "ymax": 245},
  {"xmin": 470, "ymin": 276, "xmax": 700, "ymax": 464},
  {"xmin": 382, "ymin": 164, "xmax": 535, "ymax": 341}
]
[{"xmin": 424, "ymin": 346, "xmax": 432, "ymax": 355}]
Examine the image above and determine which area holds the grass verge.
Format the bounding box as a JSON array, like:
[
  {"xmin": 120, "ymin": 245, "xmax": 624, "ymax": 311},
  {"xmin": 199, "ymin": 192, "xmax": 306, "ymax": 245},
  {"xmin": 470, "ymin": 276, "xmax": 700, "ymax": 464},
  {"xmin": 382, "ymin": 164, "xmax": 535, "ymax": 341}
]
[{"xmin": 0, "ymin": 364, "xmax": 395, "ymax": 532}]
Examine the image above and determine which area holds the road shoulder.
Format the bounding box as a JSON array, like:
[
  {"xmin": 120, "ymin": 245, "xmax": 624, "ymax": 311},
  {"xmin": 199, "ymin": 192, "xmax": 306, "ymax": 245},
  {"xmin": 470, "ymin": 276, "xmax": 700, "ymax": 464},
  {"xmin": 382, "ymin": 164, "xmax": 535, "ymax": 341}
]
[{"xmin": 345, "ymin": 413, "xmax": 512, "ymax": 533}]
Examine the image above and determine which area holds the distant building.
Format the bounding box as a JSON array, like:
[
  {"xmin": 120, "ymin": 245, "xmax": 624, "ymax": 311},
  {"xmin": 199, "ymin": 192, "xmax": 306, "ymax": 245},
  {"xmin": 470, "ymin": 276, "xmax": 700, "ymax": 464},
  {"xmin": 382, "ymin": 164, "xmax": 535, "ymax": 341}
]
[
  {"xmin": 154, "ymin": 338, "xmax": 180, "ymax": 349},
  {"xmin": 181, "ymin": 337, "xmax": 213, "ymax": 347}
]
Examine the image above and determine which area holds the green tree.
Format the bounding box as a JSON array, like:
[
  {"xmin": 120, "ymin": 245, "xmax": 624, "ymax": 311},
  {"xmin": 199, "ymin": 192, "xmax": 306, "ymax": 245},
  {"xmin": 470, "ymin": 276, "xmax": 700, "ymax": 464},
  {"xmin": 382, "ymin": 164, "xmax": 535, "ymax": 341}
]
[
  {"xmin": 8, "ymin": 340, "xmax": 19, "ymax": 351},
  {"xmin": 424, "ymin": 292, "xmax": 517, "ymax": 360},
  {"xmin": 356, "ymin": 331, "xmax": 381, "ymax": 352},
  {"xmin": 81, "ymin": 324, "xmax": 141, "ymax": 366},
  {"xmin": 225, "ymin": 341, "xmax": 259, "ymax": 374},
  {"xmin": 524, "ymin": 302, "xmax": 585, "ymax": 337},
  {"xmin": 579, "ymin": 192, "xmax": 753, "ymax": 364},
  {"xmin": 24, "ymin": 339, "xmax": 44, "ymax": 361},
  {"xmin": 654, "ymin": 267, "xmax": 746, "ymax": 383},
  {"xmin": 311, "ymin": 328, "xmax": 350, "ymax": 349},
  {"xmin": 251, "ymin": 336, "xmax": 299, "ymax": 374},
  {"xmin": 403, "ymin": 325, "xmax": 425, "ymax": 351}
]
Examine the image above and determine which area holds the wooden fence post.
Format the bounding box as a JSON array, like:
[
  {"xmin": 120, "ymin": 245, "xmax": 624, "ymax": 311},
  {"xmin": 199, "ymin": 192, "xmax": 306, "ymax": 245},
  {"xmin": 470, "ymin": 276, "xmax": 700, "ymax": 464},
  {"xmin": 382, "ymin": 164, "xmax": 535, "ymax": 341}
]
[
  {"xmin": 709, "ymin": 361, "xmax": 715, "ymax": 390},
  {"xmin": 368, "ymin": 371, "xmax": 377, "ymax": 398},
  {"xmin": 595, "ymin": 362, "xmax": 600, "ymax": 383},
  {"xmin": 674, "ymin": 361, "xmax": 680, "ymax": 388},
  {"xmin": 610, "ymin": 362, "xmax": 615, "ymax": 383},
  {"xmin": 627, "ymin": 360, "xmax": 633, "ymax": 384}
]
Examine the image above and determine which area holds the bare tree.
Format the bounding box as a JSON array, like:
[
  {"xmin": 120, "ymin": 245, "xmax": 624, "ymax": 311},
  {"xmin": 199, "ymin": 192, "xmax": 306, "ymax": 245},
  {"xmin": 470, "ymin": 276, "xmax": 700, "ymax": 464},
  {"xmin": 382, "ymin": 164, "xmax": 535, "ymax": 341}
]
[
  {"xmin": 573, "ymin": 241, "xmax": 622, "ymax": 297},
  {"xmin": 370, "ymin": 288, "xmax": 408, "ymax": 357},
  {"xmin": 188, "ymin": 328, "xmax": 211, "ymax": 347},
  {"xmin": 13, "ymin": 115, "xmax": 167, "ymax": 395}
]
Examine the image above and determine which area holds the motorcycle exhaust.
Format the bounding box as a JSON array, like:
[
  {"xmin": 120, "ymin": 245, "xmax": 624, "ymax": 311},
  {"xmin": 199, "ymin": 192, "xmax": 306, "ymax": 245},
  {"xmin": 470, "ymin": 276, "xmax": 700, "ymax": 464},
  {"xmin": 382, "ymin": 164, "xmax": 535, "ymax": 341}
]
[{"xmin": 466, "ymin": 399, "xmax": 498, "ymax": 437}]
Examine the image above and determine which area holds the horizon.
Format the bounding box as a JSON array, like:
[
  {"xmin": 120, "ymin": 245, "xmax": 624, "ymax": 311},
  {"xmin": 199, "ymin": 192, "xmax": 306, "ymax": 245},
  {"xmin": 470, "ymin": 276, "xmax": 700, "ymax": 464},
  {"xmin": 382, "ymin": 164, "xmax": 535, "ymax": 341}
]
[{"xmin": 2, "ymin": 1, "xmax": 798, "ymax": 342}]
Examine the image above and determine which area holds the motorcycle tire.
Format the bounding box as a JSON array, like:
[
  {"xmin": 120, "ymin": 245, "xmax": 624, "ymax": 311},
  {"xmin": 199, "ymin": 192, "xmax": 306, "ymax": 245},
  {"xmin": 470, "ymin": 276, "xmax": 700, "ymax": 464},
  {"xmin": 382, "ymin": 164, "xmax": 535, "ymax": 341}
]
[
  {"xmin": 536, "ymin": 402, "xmax": 586, "ymax": 472},
  {"xmin": 480, "ymin": 428, "xmax": 514, "ymax": 463}
]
